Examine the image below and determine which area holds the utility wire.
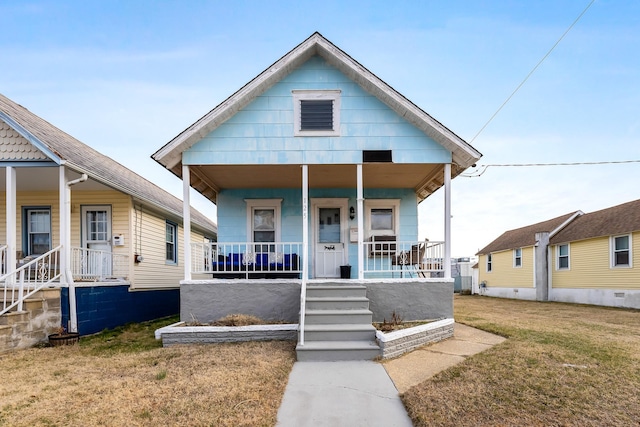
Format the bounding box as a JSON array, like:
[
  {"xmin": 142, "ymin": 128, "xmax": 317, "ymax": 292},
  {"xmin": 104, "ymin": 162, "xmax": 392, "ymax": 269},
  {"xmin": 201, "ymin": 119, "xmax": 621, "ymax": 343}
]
[
  {"xmin": 469, "ymin": 0, "xmax": 595, "ymax": 143},
  {"xmin": 462, "ymin": 159, "xmax": 640, "ymax": 177}
]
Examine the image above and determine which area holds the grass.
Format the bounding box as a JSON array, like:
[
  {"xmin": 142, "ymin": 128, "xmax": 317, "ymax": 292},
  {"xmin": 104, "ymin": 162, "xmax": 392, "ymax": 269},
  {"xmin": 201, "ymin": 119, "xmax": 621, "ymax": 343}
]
[
  {"xmin": 0, "ymin": 316, "xmax": 296, "ymax": 427},
  {"xmin": 402, "ymin": 295, "xmax": 640, "ymax": 427}
]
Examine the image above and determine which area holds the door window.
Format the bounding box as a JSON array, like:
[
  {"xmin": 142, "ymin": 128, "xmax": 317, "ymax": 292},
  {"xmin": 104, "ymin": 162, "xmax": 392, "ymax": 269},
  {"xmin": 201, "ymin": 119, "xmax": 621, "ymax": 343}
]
[{"xmin": 318, "ymin": 208, "xmax": 341, "ymax": 243}]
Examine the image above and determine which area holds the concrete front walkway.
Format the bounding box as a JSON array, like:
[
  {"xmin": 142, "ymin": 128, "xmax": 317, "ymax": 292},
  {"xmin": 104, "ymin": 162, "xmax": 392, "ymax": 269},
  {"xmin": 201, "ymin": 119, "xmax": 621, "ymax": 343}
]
[
  {"xmin": 276, "ymin": 361, "xmax": 413, "ymax": 427},
  {"xmin": 383, "ymin": 323, "xmax": 506, "ymax": 393},
  {"xmin": 276, "ymin": 323, "xmax": 506, "ymax": 426}
]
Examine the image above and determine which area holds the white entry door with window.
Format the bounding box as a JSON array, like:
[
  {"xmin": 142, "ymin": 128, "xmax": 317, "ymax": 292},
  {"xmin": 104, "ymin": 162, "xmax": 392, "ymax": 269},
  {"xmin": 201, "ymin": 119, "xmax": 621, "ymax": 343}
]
[
  {"xmin": 312, "ymin": 198, "xmax": 348, "ymax": 278},
  {"xmin": 81, "ymin": 205, "xmax": 112, "ymax": 277}
]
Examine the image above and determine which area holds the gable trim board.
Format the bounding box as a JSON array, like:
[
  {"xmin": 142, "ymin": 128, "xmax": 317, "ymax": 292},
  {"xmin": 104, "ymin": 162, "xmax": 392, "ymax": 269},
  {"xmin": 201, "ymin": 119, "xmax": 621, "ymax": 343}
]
[{"xmin": 153, "ymin": 32, "xmax": 482, "ymax": 203}]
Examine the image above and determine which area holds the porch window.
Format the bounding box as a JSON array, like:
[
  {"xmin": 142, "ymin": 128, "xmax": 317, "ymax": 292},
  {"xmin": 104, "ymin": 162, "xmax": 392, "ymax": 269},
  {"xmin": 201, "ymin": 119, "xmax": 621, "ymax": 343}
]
[
  {"xmin": 557, "ymin": 244, "xmax": 569, "ymax": 270},
  {"xmin": 486, "ymin": 253, "xmax": 492, "ymax": 272},
  {"xmin": 293, "ymin": 90, "xmax": 341, "ymax": 136},
  {"xmin": 24, "ymin": 208, "xmax": 51, "ymax": 256},
  {"xmin": 245, "ymin": 199, "xmax": 282, "ymax": 250},
  {"xmin": 611, "ymin": 235, "xmax": 631, "ymax": 267},
  {"xmin": 513, "ymin": 248, "xmax": 522, "ymax": 268},
  {"xmin": 166, "ymin": 221, "xmax": 177, "ymax": 264},
  {"xmin": 365, "ymin": 200, "xmax": 400, "ymax": 238}
]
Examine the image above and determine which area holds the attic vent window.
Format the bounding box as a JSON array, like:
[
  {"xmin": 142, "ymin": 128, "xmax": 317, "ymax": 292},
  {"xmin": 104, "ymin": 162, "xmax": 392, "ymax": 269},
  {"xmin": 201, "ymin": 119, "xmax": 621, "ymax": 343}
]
[{"xmin": 293, "ymin": 90, "xmax": 340, "ymax": 136}]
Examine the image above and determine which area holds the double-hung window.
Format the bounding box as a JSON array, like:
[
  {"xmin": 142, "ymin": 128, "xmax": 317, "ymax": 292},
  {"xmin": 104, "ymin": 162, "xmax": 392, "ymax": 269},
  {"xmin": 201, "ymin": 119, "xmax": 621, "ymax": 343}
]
[
  {"xmin": 293, "ymin": 90, "xmax": 341, "ymax": 136},
  {"xmin": 611, "ymin": 235, "xmax": 631, "ymax": 267},
  {"xmin": 487, "ymin": 253, "xmax": 492, "ymax": 272},
  {"xmin": 365, "ymin": 200, "xmax": 400, "ymax": 238},
  {"xmin": 514, "ymin": 248, "xmax": 522, "ymax": 267},
  {"xmin": 25, "ymin": 208, "xmax": 51, "ymax": 255},
  {"xmin": 557, "ymin": 244, "xmax": 569, "ymax": 270},
  {"xmin": 246, "ymin": 199, "xmax": 282, "ymax": 252},
  {"xmin": 166, "ymin": 221, "xmax": 177, "ymax": 264}
]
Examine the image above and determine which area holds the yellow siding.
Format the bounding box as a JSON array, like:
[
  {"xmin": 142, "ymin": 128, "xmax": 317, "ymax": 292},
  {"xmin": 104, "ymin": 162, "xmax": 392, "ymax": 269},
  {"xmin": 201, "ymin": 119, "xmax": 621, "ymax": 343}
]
[
  {"xmin": 131, "ymin": 208, "xmax": 207, "ymax": 289},
  {"xmin": 552, "ymin": 232, "xmax": 640, "ymax": 290},
  {"xmin": 478, "ymin": 247, "xmax": 534, "ymax": 288}
]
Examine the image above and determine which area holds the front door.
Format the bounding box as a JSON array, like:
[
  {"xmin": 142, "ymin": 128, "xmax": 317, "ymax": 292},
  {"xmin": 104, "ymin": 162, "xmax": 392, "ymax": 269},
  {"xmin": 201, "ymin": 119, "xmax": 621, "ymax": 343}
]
[
  {"xmin": 81, "ymin": 205, "xmax": 112, "ymax": 277},
  {"xmin": 312, "ymin": 199, "xmax": 348, "ymax": 278}
]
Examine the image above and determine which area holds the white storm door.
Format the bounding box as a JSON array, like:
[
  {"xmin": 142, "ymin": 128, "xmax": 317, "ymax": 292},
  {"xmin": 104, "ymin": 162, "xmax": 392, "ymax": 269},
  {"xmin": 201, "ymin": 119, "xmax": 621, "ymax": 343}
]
[
  {"xmin": 81, "ymin": 205, "xmax": 112, "ymax": 277},
  {"xmin": 312, "ymin": 199, "xmax": 348, "ymax": 278}
]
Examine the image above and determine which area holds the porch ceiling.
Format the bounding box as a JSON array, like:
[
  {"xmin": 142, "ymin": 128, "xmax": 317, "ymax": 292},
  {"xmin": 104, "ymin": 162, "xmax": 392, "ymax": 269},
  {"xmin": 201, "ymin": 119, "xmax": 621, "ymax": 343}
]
[
  {"xmin": 0, "ymin": 166, "xmax": 111, "ymax": 191},
  {"xmin": 188, "ymin": 163, "xmax": 445, "ymax": 200}
]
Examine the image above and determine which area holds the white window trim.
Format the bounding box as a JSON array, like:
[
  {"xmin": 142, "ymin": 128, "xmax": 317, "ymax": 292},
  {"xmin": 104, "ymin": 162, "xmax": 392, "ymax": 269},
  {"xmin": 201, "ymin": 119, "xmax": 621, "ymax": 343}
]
[
  {"xmin": 513, "ymin": 248, "xmax": 522, "ymax": 268},
  {"xmin": 556, "ymin": 243, "xmax": 570, "ymax": 270},
  {"xmin": 610, "ymin": 234, "xmax": 632, "ymax": 268},
  {"xmin": 364, "ymin": 199, "xmax": 400, "ymax": 238},
  {"xmin": 292, "ymin": 90, "xmax": 341, "ymax": 137},
  {"xmin": 486, "ymin": 253, "xmax": 492, "ymax": 273},
  {"xmin": 165, "ymin": 220, "xmax": 178, "ymax": 265},
  {"xmin": 245, "ymin": 199, "xmax": 283, "ymax": 243}
]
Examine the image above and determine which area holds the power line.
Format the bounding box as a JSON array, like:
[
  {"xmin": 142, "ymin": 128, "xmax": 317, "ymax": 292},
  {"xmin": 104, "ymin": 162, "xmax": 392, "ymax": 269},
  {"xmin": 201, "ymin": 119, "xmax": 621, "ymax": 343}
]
[
  {"xmin": 470, "ymin": 0, "xmax": 596, "ymax": 143},
  {"xmin": 462, "ymin": 159, "xmax": 640, "ymax": 177}
]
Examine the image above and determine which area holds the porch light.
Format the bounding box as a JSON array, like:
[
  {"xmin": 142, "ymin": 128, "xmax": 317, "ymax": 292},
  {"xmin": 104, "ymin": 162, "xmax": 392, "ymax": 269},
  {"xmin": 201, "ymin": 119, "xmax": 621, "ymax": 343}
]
[{"xmin": 349, "ymin": 206, "xmax": 355, "ymax": 220}]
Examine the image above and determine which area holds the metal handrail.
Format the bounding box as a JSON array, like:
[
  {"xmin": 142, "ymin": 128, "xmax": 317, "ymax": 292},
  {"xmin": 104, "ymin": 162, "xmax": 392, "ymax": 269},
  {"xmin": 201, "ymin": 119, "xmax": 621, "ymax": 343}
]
[
  {"xmin": 1, "ymin": 246, "xmax": 61, "ymax": 316},
  {"xmin": 299, "ymin": 278, "xmax": 307, "ymax": 346}
]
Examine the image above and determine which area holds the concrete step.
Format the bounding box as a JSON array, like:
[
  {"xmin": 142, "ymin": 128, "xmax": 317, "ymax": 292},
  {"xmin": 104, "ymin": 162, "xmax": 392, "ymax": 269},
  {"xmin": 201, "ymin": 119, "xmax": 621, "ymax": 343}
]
[
  {"xmin": 0, "ymin": 311, "xmax": 29, "ymax": 326},
  {"xmin": 305, "ymin": 309, "xmax": 373, "ymax": 325},
  {"xmin": 303, "ymin": 324, "xmax": 377, "ymax": 342},
  {"xmin": 23, "ymin": 298, "xmax": 44, "ymax": 312},
  {"xmin": 306, "ymin": 285, "xmax": 367, "ymax": 299},
  {"xmin": 296, "ymin": 340, "xmax": 381, "ymax": 361},
  {"xmin": 0, "ymin": 324, "xmax": 12, "ymax": 337},
  {"xmin": 305, "ymin": 296, "xmax": 370, "ymax": 311}
]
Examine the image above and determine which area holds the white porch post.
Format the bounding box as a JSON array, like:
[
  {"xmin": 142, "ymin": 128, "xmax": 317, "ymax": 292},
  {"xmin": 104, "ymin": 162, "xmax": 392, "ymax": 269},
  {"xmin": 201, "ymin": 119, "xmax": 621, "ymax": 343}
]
[
  {"xmin": 444, "ymin": 163, "xmax": 452, "ymax": 279},
  {"xmin": 182, "ymin": 164, "xmax": 192, "ymax": 281},
  {"xmin": 301, "ymin": 165, "xmax": 309, "ymax": 281},
  {"xmin": 5, "ymin": 166, "xmax": 17, "ymax": 275},
  {"xmin": 357, "ymin": 164, "xmax": 364, "ymax": 279},
  {"xmin": 59, "ymin": 165, "xmax": 78, "ymax": 332}
]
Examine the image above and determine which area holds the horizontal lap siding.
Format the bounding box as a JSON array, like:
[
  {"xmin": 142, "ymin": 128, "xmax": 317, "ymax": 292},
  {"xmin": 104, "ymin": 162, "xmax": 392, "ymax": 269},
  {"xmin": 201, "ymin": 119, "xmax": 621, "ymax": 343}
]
[
  {"xmin": 552, "ymin": 233, "xmax": 640, "ymax": 290},
  {"xmin": 479, "ymin": 248, "xmax": 534, "ymax": 288}
]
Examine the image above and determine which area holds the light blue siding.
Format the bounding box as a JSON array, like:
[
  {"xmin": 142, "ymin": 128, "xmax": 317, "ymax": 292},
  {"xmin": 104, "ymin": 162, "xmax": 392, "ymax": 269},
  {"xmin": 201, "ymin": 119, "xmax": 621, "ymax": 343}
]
[{"xmin": 183, "ymin": 55, "xmax": 451, "ymax": 166}]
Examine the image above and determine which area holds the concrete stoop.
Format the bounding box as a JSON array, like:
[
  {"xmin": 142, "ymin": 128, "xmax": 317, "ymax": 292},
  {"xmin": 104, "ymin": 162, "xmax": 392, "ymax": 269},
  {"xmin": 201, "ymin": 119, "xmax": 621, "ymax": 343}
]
[
  {"xmin": 296, "ymin": 285, "xmax": 381, "ymax": 361},
  {"xmin": 0, "ymin": 288, "xmax": 62, "ymax": 353}
]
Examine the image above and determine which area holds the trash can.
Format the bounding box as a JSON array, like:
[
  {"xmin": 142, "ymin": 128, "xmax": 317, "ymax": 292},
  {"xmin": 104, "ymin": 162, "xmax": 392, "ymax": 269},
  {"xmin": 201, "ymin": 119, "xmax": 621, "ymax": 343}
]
[{"xmin": 340, "ymin": 265, "xmax": 351, "ymax": 279}]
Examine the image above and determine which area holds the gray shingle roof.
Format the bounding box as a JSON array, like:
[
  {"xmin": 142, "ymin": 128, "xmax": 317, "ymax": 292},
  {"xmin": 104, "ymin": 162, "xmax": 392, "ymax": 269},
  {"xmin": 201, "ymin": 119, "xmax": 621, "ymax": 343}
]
[
  {"xmin": 550, "ymin": 199, "xmax": 640, "ymax": 245},
  {"xmin": 0, "ymin": 93, "xmax": 217, "ymax": 234},
  {"xmin": 477, "ymin": 212, "xmax": 579, "ymax": 255}
]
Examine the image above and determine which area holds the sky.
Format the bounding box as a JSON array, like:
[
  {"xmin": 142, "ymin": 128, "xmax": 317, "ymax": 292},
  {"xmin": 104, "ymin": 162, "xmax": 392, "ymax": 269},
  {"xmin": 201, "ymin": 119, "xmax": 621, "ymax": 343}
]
[{"xmin": 1, "ymin": 0, "xmax": 639, "ymax": 257}]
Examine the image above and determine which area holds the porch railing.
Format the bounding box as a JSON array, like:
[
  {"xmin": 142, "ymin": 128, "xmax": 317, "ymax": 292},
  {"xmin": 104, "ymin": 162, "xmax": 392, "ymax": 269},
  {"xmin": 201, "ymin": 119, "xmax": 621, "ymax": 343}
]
[
  {"xmin": 70, "ymin": 247, "xmax": 129, "ymax": 281},
  {"xmin": 1, "ymin": 246, "xmax": 61, "ymax": 317},
  {"xmin": 363, "ymin": 239, "xmax": 445, "ymax": 278},
  {"xmin": 0, "ymin": 245, "xmax": 6, "ymax": 276},
  {"xmin": 191, "ymin": 242, "xmax": 303, "ymax": 279}
]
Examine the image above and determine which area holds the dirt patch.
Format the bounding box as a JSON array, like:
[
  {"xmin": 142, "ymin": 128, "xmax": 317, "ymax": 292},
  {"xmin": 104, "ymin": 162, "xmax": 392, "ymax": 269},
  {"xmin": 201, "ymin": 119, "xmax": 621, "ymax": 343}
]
[{"xmin": 185, "ymin": 313, "xmax": 286, "ymax": 327}]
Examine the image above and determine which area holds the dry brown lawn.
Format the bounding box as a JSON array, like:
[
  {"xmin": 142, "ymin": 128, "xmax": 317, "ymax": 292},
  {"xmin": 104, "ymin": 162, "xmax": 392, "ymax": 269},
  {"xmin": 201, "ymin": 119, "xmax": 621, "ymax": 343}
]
[
  {"xmin": 0, "ymin": 317, "xmax": 296, "ymax": 427},
  {"xmin": 402, "ymin": 295, "xmax": 640, "ymax": 427}
]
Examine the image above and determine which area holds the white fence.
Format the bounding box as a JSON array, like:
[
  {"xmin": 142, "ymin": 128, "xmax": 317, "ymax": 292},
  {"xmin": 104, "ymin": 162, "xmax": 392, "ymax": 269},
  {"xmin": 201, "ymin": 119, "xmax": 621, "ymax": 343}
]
[
  {"xmin": 70, "ymin": 247, "xmax": 129, "ymax": 281},
  {"xmin": 363, "ymin": 240, "xmax": 445, "ymax": 278},
  {"xmin": 191, "ymin": 242, "xmax": 303, "ymax": 278}
]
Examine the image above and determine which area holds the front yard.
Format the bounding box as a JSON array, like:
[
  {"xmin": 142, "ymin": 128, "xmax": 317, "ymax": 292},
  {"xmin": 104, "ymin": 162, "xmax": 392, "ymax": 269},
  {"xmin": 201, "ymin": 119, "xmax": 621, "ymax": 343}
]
[
  {"xmin": 1, "ymin": 296, "xmax": 639, "ymax": 426},
  {"xmin": 0, "ymin": 317, "xmax": 295, "ymax": 427},
  {"xmin": 403, "ymin": 295, "xmax": 640, "ymax": 426}
]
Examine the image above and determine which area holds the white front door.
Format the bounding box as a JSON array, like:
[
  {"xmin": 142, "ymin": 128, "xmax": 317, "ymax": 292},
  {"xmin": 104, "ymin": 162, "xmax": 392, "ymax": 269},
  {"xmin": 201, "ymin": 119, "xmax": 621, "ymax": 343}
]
[
  {"xmin": 312, "ymin": 198, "xmax": 348, "ymax": 278},
  {"xmin": 81, "ymin": 205, "xmax": 112, "ymax": 277}
]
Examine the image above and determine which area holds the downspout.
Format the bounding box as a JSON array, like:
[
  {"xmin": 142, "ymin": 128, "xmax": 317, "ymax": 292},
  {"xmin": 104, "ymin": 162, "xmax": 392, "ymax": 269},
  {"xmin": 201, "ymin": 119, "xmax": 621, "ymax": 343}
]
[{"xmin": 61, "ymin": 165, "xmax": 88, "ymax": 333}]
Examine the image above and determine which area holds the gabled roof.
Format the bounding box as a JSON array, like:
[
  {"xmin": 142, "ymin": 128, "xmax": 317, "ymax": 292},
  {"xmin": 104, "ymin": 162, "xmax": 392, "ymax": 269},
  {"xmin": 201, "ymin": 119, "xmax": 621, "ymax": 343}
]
[
  {"xmin": 153, "ymin": 31, "xmax": 481, "ymax": 180},
  {"xmin": 477, "ymin": 211, "xmax": 580, "ymax": 255},
  {"xmin": 0, "ymin": 93, "xmax": 217, "ymax": 234},
  {"xmin": 550, "ymin": 199, "xmax": 640, "ymax": 245}
]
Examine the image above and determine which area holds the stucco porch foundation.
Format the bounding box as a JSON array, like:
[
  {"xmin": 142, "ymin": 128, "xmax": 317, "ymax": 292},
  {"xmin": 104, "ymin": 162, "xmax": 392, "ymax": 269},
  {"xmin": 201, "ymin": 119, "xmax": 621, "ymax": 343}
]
[{"xmin": 180, "ymin": 278, "xmax": 454, "ymax": 324}]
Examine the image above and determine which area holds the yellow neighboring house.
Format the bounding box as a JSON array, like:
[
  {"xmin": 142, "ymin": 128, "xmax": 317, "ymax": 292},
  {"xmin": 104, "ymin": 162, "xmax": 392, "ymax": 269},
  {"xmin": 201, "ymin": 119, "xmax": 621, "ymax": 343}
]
[
  {"xmin": 0, "ymin": 93, "xmax": 217, "ymax": 345},
  {"xmin": 477, "ymin": 199, "xmax": 640, "ymax": 309}
]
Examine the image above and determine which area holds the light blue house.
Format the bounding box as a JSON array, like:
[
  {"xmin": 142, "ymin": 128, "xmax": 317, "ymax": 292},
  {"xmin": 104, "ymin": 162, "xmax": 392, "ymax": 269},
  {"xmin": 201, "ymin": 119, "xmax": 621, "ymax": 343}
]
[{"xmin": 153, "ymin": 33, "xmax": 481, "ymax": 360}]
